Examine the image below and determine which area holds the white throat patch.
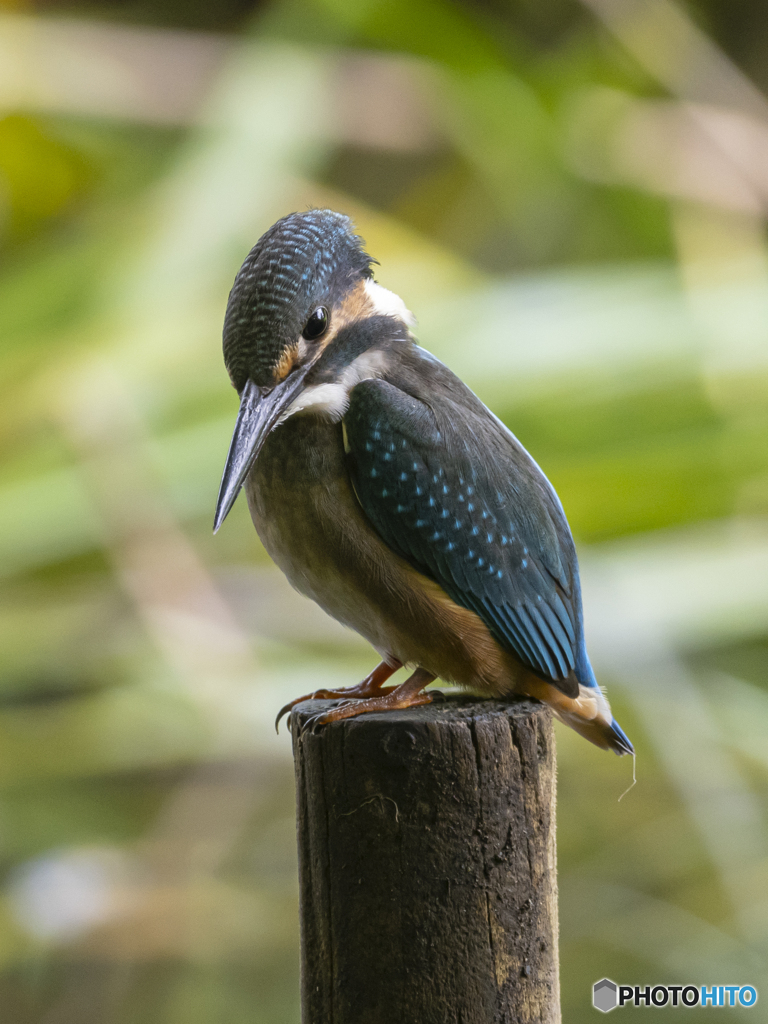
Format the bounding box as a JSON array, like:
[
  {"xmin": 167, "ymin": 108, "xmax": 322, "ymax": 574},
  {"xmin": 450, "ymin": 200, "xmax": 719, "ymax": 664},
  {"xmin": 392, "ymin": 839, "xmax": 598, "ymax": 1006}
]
[{"xmin": 280, "ymin": 348, "xmax": 390, "ymax": 424}]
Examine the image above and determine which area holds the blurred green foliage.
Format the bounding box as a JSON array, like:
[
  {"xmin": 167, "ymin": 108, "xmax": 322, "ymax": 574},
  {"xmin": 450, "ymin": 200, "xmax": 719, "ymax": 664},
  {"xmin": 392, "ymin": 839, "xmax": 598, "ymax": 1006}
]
[
  {"xmin": 0, "ymin": 0, "xmax": 767, "ymax": 1021},
  {"xmin": 0, "ymin": 115, "xmax": 88, "ymax": 241}
]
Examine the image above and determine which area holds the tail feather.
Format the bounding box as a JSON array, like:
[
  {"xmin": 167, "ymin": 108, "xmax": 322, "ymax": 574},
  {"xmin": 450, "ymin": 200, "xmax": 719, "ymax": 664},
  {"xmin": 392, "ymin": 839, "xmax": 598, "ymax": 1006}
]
[
  {"xmin": 558, "ymin": 711, "xmax": 634, "ymax": 755},
  {"xmin": 607, "ymin": 717, "xmax": 634, "ymax": 755},
  {"xmin": 523, "ymin": 677, "xmax": 634, "ymax": 756}
]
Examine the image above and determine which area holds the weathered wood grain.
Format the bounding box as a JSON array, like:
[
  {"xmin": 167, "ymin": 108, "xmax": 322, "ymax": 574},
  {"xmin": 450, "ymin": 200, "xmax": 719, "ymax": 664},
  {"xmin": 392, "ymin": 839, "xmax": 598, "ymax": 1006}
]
[{"xmin": 292, "ymin": 694, "xmax": 560, "ymax": 1024}]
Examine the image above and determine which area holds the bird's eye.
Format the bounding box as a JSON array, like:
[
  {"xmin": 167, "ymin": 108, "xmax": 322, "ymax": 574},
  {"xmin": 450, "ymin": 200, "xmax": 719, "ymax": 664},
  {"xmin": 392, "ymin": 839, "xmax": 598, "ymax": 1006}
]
[{"xmin": 302, "ymin": 306, "xmax": 329, "ymax": 341}]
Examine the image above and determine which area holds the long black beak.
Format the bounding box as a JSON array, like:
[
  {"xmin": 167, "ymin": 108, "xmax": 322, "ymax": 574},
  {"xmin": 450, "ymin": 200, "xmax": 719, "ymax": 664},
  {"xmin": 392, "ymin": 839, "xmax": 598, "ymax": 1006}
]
[{"xmin": 213, "ymin": 368, "xmax": 310, "ymax": 532}]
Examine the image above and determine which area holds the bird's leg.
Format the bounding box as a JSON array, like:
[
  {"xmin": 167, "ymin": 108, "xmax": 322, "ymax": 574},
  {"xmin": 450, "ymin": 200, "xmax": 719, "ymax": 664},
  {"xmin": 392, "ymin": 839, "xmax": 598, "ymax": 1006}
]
[
  {"xmin": 303, "ymin": 666, "xmax": 436, "ymax": 732},
  {"xmin": 275, "ymin": 659, "xmax": 402, "ymax": 732}
]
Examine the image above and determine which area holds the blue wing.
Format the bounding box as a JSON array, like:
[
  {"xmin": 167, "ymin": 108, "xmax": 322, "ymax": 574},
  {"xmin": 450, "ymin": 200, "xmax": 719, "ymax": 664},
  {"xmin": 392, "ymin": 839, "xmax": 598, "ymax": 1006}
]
[{"xmin": 344, "ymin": 370, "xmax": 587, "ymax": 694}]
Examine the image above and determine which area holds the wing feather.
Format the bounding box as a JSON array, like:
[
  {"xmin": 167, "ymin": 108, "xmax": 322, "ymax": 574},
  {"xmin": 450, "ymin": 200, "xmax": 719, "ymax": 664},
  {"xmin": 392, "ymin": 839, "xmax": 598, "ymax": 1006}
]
[{"xmin": 344, "ymin": 374, "xmax": 586, "ymax": 691}]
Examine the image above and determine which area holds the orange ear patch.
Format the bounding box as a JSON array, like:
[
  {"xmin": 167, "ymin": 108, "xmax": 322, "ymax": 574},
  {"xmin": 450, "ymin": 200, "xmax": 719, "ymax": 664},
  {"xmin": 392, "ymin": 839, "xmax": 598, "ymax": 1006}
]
[
  {"xmin": 273, "ymin": 342, "xmax": 299, "ymax": 382},
  {"xmin": 333, "ymin": 278, "xmax": 376, "ymax": 330}
]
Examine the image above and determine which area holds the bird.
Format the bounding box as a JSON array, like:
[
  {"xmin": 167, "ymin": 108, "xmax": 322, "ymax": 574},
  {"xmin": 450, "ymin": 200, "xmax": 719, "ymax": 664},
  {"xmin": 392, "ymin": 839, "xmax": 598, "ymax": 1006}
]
[{"xmin": 213, "ymin": 209, "xmax": 633, "ymax": 755}]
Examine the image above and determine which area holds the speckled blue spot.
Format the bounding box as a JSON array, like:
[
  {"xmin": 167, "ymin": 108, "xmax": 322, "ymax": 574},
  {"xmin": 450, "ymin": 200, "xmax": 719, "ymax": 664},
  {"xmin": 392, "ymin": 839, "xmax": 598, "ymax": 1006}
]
[
  {"xmin": 477, "ymin": 558, "xmax": 485, "ymax": 568},
  {"xmin": 373, "ymin": 431, "xmax": 381, "ymax": 440},
  {"xmin": 396, "ymin": 504, "xmax": 405, "ymax": 513},
  {"xmin": 442, "ymin": 485, "xmax": 449, "ymax": 495},
  {"xmin": 431, "ymin": 531, "xmax": 442, "ymax": 541},
  {"xmin": 497, "ymin": 570, "xmax": 503, "ymax": 579},
  {"xmin": 415, "ymin": 487, "xmax": 422, "ymax": 496},
  {"xmin": 454, "ymin": 520, "xmax": 461, "ymax": 530},
  {"xmin": 486, "ymin": 534, "xmax": 493, "ymax": 543},
  {"xmin": 428, "ymin": 497, "xmax": 436, "ymax": 507},
  {"xmin": 365, "ymin": 442, "xmax": 373, "ymax": 452},
  {"xmin": 468, "ymin": 550, "xmax": 475, "ymax": 558},
  {"xmin": 412, "ymin": 462, "xmax": 418, "ymax": 471},
  {"xmin": 415, "ymin": 519, "xmax": 425, "ymax": 528},
  {"xmin": 467, "ymin": 503, "xmax": 475, "ymax": 512},
  {"xmin": 400, "ymin": 472, "xmax": 408, "ymax": 481},
  {"xmin": 432, "ymin": 474, "xmax": 439, "ymax": 484},
  {"xmin": 467, "ymin": 485, "xmax": 474, "ymax": 495},
  {"xmin": 441, "ymin": 509, "xmax": 449, "ymax": 519},
  {"xmin": 370, "ymin": 468, "xmax": 377, "ymax": 478},
  {"xmin": 501, "ymin": 535, "xmax": 508, "ymax": 545},
  {"xmin": 389, "ymin": 443, "xmax": 396, "ymax": 453},
  {"xmin": 472, "ymin": 526, "xmax": 479, "ymax": 536},
  {"xmin": 383, "ymin": 453, "xmax": 392, "ymax": 461},
  {"xmin": 458, "ymin": 494, "xmax": 465, "ymax": 503},
  {"xmin": 482, "ymin": 511, "xmax": 488, "ymax": 520},
  {"xmin": 382, "ymin": 489, "xmax": 389, "ymax": 498},
  {"xmin": 522, "ymin": 558, "xmax": 528, "ymax": 568}
]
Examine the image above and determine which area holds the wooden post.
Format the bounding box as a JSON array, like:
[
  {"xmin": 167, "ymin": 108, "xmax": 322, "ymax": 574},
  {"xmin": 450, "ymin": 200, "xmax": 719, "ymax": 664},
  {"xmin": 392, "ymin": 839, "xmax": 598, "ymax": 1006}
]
[{"xmin": 291, "ymin": 694, "xmax": 560, "ymax": 1024}]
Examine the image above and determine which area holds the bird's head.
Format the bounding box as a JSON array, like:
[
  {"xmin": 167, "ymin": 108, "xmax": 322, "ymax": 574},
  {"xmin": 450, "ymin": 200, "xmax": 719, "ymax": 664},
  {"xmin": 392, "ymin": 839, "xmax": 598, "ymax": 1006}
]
[{"xmin": 214, "ymin": 209, "xmax": 413, "ymax": 531}]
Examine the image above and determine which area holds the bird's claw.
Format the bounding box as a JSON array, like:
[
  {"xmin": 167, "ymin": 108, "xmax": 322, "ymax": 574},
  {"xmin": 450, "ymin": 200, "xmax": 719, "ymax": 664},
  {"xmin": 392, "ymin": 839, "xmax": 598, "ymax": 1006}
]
[
  {"xmin": 275, "ymin": 680, "xmax": 399, "ymax": 733},
  {"xmin": 307, "ymin": 712, "xmax": 327, "ymax": 735},
  {"xmin": 279, "ymin": 668, "xmax": 435, "ymax": 736},
  {"xmin": 299, "ymin": 700, "xmax": 356, "ymax": 736},
  {"xmin": 275, "ymin": 701, "xmax": 294, "ymax": 733},
  {"xmin": 275, "ymin": 690, "xmax": 344, "ymax": 733}
]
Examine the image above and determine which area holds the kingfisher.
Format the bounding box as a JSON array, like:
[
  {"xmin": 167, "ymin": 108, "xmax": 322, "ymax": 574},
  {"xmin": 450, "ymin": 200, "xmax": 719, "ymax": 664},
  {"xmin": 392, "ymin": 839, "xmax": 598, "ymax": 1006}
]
[{"xmin": 214, "ymin": 209, "xmax": 633, "ymax": 755}]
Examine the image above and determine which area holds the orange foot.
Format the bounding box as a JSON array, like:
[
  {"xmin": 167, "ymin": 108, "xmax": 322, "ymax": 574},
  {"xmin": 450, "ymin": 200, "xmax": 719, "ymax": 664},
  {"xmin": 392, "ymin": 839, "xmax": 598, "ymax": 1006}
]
[
  {"xmin": 298, "ymin": 667, "xmax": 436, "ymax": 734},
  {"xmin": 275, "ymin": 659, "xmax": 402, "ymax": 732}
]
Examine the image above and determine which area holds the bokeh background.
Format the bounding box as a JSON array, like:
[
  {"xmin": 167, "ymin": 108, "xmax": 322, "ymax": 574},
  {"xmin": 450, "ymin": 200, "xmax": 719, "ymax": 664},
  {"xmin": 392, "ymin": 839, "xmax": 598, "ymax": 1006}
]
[{"xmin": 1, "ymin": 0, "xmax": 767, "ymax": 1020}]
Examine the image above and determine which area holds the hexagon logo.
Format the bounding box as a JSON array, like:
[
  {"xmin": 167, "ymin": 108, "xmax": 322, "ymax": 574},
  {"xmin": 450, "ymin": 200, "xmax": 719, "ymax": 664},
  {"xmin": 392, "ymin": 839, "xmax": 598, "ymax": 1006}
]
[{"xmin": 593, "ymin": 978, "xmax": 618, "ymax": 1012}]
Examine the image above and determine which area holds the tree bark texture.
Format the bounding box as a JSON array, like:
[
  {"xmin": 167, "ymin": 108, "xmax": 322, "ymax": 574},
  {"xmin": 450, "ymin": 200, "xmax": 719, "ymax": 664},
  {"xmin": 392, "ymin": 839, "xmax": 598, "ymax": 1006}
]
[{"xmin": 291, "ymin": 694, "xmax": 560, "ymax": 1024}]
